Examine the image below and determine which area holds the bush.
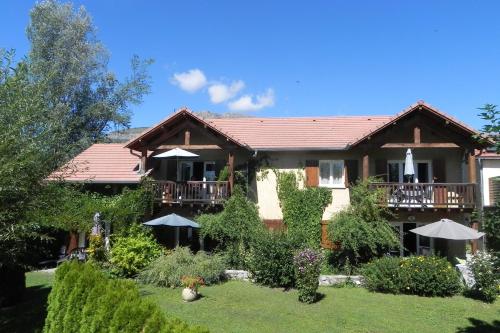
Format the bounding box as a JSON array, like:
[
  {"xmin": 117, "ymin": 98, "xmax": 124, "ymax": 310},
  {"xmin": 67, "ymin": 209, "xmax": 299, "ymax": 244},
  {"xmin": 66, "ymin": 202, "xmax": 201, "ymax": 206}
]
[
  {"xmin": 399, "ymin": 256, "xmax": 462, "ymax": 297},
  {"xmin": 363, "ymin": 256, "xmax": 462, "ymax": 297},
  {"xmin": 138, "ymin": 247, "xmax": 226, "ymax": 288},
  {"xmin": 362, "ymin": 256, "xmax": 404, "ymax": 294},
  {"xmin": 110, "ymin": 225, "xmax": 162, "ymax": 277},
  {"xmin": 44, "ymin": 261, "xmax": 208, "ymax": 333},
  {"xmin": 294, "ymin": 248, "xmax": 323, "ymax": 303},
  {"xmin": 248, "ymin": 231, "xmax": 296, "ymax": 288},
  {"xmin": 467, "ymin": 251, "xmax": 499, "ymax": 303},
  {"xmin": 0, "ymin": 264, "xmax": 25, "ymax": 307},
  {"xmin": 198, "ymin": 186, "xmax": 264, "ymax": 269},
  {"xmin": 328, "ymin": 179, "xmax": 399, "ymax": 267}
]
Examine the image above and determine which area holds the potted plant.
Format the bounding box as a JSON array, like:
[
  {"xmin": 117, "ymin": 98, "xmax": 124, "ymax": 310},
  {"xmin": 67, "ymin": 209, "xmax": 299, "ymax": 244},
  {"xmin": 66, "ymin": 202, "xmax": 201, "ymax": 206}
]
[{"xmin": 181, "ymin": 276, "xmax": 204, "ymax": 302}]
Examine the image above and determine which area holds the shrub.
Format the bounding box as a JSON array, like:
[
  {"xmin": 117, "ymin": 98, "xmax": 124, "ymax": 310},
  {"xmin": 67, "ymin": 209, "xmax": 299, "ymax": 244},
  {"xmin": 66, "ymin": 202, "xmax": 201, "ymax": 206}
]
[
  {"xmin": 467, "ymin": 251, "xmax": 499, "ymax": 303},
  {"xmin": 44, "ymin": 261, "xmax": 208, "ymax": 333},
  {"xmin": 248, "ymin": 231, "xmax": 296, "ymax": 288},
  {"xmin": 362, "ymin": 256, "xmax": 403, "ymax": 294},
  {"xmin": 198, "ymin": 186, "xmax": 264, "ymax": 269},
  {"xmin": 138, "ymin": 247, "xmax": 226, "ymax": 288},
  {"xmin": 294, "ymin": 248, "xmax": 323, "ymax": 303},
  {"xmin": 0, "ymin": 264, "xmax": 25, "ymax": 307},
  {"xmin": 328, "ymin": 179, "xmax": 399, "ymax": 267},
  {"xmin": 399, "ymin": 256, "xmax": 462, "ymax": 297},
  {"xmin": 110, "ymin": 225, "xmax": 162, "ymax": 277},
  {"xmin": 87, "ymin": 234, "xmax": 106, "ymax": 262}
]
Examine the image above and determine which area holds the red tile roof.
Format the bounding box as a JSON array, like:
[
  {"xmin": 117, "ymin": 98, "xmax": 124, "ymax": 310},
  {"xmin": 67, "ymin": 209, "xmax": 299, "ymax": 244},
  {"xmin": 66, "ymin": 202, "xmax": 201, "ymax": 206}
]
[
  {"xmin": 207, "ymin": 116, "xmax": 392, "ymax": 150},
  {"xmin": 51, "ymin": 144, "xmax": 142, "ymax": 183}
]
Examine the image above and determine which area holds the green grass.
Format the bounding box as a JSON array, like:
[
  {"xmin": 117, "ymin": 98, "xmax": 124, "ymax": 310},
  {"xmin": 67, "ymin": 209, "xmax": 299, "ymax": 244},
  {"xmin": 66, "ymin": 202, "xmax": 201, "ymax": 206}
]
[
  {"xmin": 4, "ymin": 271, "xmax": 499, "ymax": 333},
  {"xmin": 142, "ymin": 280, "xmax": 500, "ymax": 333},
  {"xmin": 0, "ymin": 271, "xmax": 54, "ymax": 333}
]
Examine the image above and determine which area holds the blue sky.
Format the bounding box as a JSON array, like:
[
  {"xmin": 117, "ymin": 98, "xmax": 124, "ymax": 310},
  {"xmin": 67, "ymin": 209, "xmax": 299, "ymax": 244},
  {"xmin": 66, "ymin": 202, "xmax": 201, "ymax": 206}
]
[{"xmin": 1, "ymin": 1, "xmax": 500, "ymax": 130}]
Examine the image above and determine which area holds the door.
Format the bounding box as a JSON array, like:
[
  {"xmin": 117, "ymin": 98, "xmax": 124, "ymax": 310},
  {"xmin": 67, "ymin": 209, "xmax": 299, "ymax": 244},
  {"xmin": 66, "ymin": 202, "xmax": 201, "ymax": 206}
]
[
  {"xmin": 387, "ymin": 160, "xmax": 432, "ymax": 183},
  {"xmin": 178, "ymin": 161, "xmax": 193, "ymax": 181},
  {"xmin": 204, "ymin": 161, "xmax": 216, "ymax": 181}
]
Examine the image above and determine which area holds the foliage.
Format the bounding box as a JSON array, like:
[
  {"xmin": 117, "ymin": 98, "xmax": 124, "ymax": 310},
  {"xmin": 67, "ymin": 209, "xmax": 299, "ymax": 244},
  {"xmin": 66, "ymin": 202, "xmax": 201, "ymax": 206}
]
[
  {"xmin": 28, "ymin": 0, "xmax": 152, "ymax": 157},
  {"xmin": 109, "ymin": 225, "xmax": 162, "ymax": 277},
  {"xmin": 467, "ymin": 251, "xmax": 499, "ymax": 303},
  {"xmin": 362, "ymin": 256, "xmax": 404, "ymax": 294},
  {"xmin": 328, "ymin": 179, "xmax": 399, "ymax": 267},
  {"xmin": 293, "ymin": 248, "xmax": 323, "ymax": 303},
  {"xmin": 248, "ymin": 231, "xmax": 297, "ymax": 288},
  {"xmin": 363, "ymin": 256, "xmax": 462, "ymax": 297},
  {"xmin": 476, "ymin": 104, "xmax": 499, "ymax": 153},
  {"xmin": 217, "ymin": 166, "xmax": 229, "ymax": 181},
  {"xmin": 138, "ymin": 247, "xmax": 226, "ymax": 288},
  {"xmin": 87, "ymin": 234, "xmax": 107, "ymax": 262},
  {"xmin": 43, "ymin": 261, "xmax": 208, "ymax": 333},
  {"xmin": 482, "ymin": 198, "xmax": 500, "ymax": 255},
  {"xmin": 181, "ymin": 276, "xmax": 205, "ymax": 292},
  {"xmin": 198, "ymin": 186, "xmax": 263, "ymax": 269},
  {"xmin": 275, "ymin": 171, "xmax": 332, "ymax": 247}
]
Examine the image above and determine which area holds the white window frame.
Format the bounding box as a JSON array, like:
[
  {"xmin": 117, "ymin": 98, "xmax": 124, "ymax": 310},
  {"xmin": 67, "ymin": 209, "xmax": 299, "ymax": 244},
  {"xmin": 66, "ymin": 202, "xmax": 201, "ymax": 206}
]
[{"xmin": 319, "ymin": 160, "xmax": 345, "ymax": 188}]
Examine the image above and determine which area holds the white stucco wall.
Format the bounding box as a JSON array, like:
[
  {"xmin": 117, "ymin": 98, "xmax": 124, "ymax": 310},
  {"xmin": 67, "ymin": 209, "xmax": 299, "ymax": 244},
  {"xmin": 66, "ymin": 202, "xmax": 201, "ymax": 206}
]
[{"xmin": 481, "ymin": 159, "xmax": 500, "ymax": 206}]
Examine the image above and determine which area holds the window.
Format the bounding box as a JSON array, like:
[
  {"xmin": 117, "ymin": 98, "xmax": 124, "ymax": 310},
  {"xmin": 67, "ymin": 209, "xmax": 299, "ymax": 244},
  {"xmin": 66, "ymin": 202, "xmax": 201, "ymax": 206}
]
[{"xmin": 319, "ymin": 160, "xmax": 345, "ymax": 187}]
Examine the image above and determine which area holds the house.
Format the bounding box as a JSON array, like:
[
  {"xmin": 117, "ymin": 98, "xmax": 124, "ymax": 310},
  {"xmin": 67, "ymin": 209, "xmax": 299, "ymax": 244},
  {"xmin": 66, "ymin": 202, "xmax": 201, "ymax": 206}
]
[
  {"xmin": 57, "ymin": 100, "xmax": 487, "ymax": 257},
  {"xmin": 477, "ymin": 149, "xmax": 500, "ymax": 207}
]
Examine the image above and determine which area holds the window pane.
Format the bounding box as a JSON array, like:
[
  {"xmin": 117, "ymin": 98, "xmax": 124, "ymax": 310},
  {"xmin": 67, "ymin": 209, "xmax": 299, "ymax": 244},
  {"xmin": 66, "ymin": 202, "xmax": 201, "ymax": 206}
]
[
  {"xmin": 388, "ymin": 163, "xmax": 399, "ymax": 182},
  {"xmin": 320, "ymin": 162, "xmax": 330, "ymax": 184},
  {"xmin": 332, "ymin": 161, "xmax": 343, "ymax": 184}
]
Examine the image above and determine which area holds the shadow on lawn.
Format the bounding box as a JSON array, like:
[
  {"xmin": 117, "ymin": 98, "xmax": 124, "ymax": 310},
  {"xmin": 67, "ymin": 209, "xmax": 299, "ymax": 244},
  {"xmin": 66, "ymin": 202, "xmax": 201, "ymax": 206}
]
[
  {"xmin": 456, "ymin": 318, "xmax": 500, "ymax": 333},
  {"xmin": 0, "ymin": 285, "xmax": 51, "ymax": 333}
]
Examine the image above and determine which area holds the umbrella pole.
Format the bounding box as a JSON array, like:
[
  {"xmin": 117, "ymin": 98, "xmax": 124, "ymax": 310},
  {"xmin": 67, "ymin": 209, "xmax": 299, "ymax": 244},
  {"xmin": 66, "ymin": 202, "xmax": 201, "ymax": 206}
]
[{"xmin": 175, "ymin": 226, "xmax": 180, "ymax": 248}]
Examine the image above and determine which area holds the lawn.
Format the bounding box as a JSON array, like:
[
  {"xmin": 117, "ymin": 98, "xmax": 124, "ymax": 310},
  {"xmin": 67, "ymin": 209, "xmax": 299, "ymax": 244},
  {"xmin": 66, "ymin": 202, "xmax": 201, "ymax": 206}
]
[{"xmin": 3, "ymin": 271, "xmax": 499, "ymax": 333}]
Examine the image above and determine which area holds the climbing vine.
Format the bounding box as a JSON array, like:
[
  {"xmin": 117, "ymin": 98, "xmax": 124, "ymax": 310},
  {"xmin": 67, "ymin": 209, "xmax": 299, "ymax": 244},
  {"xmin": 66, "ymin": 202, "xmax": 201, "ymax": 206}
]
[{"xmin": 274, "ymin": 170, "xmax": 332, "ymax": 247}]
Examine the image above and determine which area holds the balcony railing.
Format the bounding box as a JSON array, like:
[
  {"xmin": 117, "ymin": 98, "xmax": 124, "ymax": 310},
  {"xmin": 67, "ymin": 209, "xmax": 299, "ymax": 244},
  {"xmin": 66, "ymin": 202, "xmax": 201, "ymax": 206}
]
[
  {"xmin": 153, "ymin": 180, "xmax": 229, "ymax": 204},
  {"xmin": 370, "ymin": 182, "xmax": 477, "ymax": 209}
]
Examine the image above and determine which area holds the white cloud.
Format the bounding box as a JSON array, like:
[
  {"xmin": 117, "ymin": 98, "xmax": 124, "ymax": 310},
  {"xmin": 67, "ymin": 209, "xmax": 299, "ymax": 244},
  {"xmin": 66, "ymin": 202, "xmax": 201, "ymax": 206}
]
[
  {"xmin": 171, "ymin": 69, "xmax": 207, "ymax": 93},
  {"xmin": 228, "ymin": 89, "xmax": 275, "ymax": 111},
  {"xmin": 208, "ymin": 80, "xmax": 245, "ymax": 104}
]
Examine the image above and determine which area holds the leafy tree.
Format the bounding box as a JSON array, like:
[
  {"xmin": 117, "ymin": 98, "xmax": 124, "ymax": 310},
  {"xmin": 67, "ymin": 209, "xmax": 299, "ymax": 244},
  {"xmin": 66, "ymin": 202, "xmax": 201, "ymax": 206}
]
[
  {"xmin": 477, "ymin": 104, "xmax": 499, "ymax": 153},
  {"xmin": 327, "ymin": 179, "xmax": 399, "ymax": 268},
  {"xmin": 27, "ymin": 0, "xmax": 152, "ymax": 156}
]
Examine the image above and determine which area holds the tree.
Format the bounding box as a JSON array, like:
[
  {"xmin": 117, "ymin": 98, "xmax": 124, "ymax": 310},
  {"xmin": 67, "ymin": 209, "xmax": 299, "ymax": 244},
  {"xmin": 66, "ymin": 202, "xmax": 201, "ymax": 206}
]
[
  {"xmin": 477, "ymin": 104, "xmax": 499, "ymax": 153},
  {"xmin": 27, "ymin": 0, "xmax": 152, "ymax": 157}
]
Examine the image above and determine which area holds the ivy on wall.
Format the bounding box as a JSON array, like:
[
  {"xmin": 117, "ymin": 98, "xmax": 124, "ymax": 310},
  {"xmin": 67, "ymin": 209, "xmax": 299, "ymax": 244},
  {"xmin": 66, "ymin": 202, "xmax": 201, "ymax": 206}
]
[{"xmin": 274, "ymin": 170, "xmax": 332, "ymax": 247}]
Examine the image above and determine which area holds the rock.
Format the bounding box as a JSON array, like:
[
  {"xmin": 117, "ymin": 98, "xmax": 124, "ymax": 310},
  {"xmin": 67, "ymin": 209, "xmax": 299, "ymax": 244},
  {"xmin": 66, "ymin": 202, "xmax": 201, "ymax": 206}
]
[{"xmin": 225, "ymin": 269, "xmax": 250, "ymax": 281}]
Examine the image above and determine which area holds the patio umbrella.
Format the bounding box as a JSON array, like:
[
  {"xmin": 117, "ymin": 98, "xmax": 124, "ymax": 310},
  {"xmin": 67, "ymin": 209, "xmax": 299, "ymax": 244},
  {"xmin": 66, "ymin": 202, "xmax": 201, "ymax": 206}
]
[
  {"xmin": 153, "ymin": 148, "xmax": 199, "ymax": 181},
  {"xmin": 143, "ymin": 213, "xmax": 200, "ymax": 247},
  {"xmin": 404, "ymin": 148, "xmax": 415, "ymax": 182},
  {"xmin": 409, "ymin": 218, "xmax": 485, "ymax": 240}
]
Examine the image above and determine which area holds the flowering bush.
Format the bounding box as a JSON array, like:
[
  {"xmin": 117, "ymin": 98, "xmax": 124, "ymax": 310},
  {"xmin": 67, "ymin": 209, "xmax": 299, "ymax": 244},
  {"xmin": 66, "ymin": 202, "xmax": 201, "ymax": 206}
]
[
  {"xmin": 467, "ymin": 251, "xmax": 499, "ymax": 303},
  {"xmin": 181, "ymin": 276, "xmax": 205, "ymax": 292},
  {"xmin": 362, "ymin": 256, "xmax": 403, "ymax": 294},
  {"xmin": 293, "ymin": 248, "xmax": 323, "ymax": 303},
  {"xmin": 399, "ymin": 256, "xmax": 462, "ymax": 297}
]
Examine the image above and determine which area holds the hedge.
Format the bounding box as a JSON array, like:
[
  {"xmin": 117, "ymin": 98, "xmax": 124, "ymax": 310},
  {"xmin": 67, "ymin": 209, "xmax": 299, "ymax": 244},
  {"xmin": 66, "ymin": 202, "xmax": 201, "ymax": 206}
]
[{"xmin": 43, "ymin": 261, "xmax": 208, "ymax": 333}]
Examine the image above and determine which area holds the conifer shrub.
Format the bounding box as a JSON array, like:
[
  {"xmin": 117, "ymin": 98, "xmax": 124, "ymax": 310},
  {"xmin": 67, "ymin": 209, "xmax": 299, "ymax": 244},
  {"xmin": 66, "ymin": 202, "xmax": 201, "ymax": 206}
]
[{"xmin": 43, "ymin": 261, "xmax": 208, "ymax": 333}]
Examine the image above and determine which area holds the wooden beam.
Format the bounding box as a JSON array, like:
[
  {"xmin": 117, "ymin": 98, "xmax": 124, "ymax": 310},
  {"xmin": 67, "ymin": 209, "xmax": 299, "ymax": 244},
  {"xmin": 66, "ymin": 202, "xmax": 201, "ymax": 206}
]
[
  {"xmin": 362, "ymin": 154, "xmax": 369, "ymax": 180},
  {"xmin": 155, "ymin": 144, "xmax": 221, "ymax": 150},
  {"xmin": 184, "ymin": 130, "xmax": 191, "ymax": 146},
  {"xmin": 140, "ymin": 150, "xmax": 147, "ymax": 173},
  {"xmin": 228, "ymin": 151, "xmax": 235, "ymax": 193},
  {"xmin": 414, "ymin": 126, "xmax": 421, "ymax": 144},
  {"xmin": 468, "ymin": 152, "xmax": 477, "ymax": 183},
  {"xmin": 381, "ymin": 143, "xmax": 459, "ymax": 148}
]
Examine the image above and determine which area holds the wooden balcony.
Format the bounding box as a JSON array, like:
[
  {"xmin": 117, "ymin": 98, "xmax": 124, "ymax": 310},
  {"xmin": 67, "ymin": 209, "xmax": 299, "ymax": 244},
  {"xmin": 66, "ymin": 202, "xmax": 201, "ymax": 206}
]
[
  {"xmin": 153, "ymin": 180, "xmax": 230, "ymax": 205},
  {"xmin": 370, "ymin": 182, "xmax": 477, "ymax": 209}
]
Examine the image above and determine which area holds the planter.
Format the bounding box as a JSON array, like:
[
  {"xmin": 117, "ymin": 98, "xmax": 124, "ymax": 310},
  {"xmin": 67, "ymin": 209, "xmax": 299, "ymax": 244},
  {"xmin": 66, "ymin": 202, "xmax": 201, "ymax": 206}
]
[{"xmin": 181, "ymin": 287, "xmax": 198, "ymax": 302}]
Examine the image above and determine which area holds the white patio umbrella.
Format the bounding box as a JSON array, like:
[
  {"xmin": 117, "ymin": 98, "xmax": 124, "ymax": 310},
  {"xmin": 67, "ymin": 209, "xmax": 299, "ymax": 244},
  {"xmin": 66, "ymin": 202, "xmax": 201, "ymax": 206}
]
[
  {"xmin": 153, "ymin": 148, "xmax": 199, "ymax": 181},
  {"xmin": 404, "ymin": 148, "xmax": 415, "ymax": 182},
  {"xmin": 409, "ymin": 218, "xmax": 485, "ymax": 240},
  {"xmin": 143, "ymin": 213, "xmax": 200, "ymax": 247}
]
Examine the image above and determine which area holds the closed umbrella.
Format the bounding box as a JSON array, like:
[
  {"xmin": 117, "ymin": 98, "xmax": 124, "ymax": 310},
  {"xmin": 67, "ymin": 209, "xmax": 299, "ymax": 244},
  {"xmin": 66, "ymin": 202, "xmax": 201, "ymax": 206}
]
[
  {"xmin": 409, "ymin": 218, "xmax": 485, "ymax": 240},
  {"xmin": 143, "ymin": 213, "xmax": 200, "ymax": 247},
  {"xmin": 404, "ymin": 149, "xmax": 415, "ymax": 182}
]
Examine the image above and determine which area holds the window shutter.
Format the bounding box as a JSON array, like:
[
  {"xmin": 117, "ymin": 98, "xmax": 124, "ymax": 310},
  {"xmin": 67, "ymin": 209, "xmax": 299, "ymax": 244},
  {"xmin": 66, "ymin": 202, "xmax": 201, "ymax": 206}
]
[
  {"xmin": 305, "ymin": 160, "xmax": 319, "ymax": 187},
  {"xmin": 489, "ymin": 177, "xmax": 500, "ymax": 205},
  {"xmin": 375, "ymin": 159, "xmax": 387, "ymax": 181},
  {"xmin": 432, "ymin": 159, "xmax": 446, "ymax": 182},
  {"xmin": 345, "ymin": 160, "xmax": 359, "ymax": 186}
]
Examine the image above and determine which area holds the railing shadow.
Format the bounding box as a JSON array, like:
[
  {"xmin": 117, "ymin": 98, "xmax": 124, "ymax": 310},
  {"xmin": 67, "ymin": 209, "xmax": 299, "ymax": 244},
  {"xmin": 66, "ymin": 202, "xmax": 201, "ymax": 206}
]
[{"xmin": 456, "ymin": 318, "xmax": 500, "ymax": 333}]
